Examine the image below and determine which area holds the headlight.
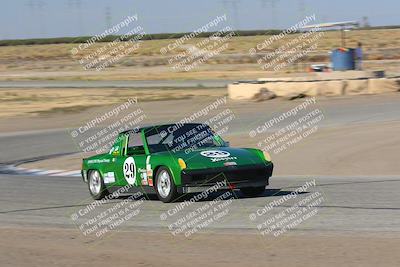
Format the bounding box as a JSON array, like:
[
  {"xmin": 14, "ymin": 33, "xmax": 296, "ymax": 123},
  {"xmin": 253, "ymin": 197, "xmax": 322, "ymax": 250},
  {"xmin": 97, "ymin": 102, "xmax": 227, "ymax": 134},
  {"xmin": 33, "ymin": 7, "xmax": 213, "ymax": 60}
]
[
  {"xmin": 263, "ymin": 151, "xmax": 271, "ymax": 162},
  {"xmin": 178, "ymin": 158, "xmax": 187, "ymax": 169}
]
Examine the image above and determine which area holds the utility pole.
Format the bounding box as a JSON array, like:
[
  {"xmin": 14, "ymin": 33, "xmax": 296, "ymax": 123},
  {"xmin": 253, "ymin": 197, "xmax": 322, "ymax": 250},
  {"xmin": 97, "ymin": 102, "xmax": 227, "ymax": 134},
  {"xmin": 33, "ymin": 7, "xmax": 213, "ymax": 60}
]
[
  {"xmin": 222, "ymin": 0, "xmax": 240, "ymax": 30},
  {"xmin": 26, "ymin": 0, "xmax": 47, "ymax": 37},
  {"xmin": 105, "ymin": 6, "xmax": 112, "ymax": 30},
  {"xmin": 67, "ymin": 0, "xmax": 84, "ymax": 35},
  {"xmin": 362, "ymin": 16, "xmax": 370, "ymax": 28},
  {"xmin": 298, "ymin": 0, "xmax": 306, "ymax": 20},
  {"xmin": 260, "ymin": 0, "xmax": 278, "ymax": 29}
]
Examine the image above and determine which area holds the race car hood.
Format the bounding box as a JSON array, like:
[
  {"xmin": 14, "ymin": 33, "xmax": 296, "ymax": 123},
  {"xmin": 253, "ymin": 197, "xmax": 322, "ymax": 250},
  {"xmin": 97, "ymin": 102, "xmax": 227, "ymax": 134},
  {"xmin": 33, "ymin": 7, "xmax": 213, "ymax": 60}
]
[{"xmin": 170, "ymin": 147, "xmax": 266, "ymax": 170}]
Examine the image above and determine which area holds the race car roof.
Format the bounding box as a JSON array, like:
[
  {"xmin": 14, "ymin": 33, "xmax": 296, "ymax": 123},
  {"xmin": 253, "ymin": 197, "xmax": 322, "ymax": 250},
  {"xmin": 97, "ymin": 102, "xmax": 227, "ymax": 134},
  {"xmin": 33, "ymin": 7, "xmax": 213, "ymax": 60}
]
[{"xmin": 119, "ymin": 123, "xmax": 207, "ymax": 135}]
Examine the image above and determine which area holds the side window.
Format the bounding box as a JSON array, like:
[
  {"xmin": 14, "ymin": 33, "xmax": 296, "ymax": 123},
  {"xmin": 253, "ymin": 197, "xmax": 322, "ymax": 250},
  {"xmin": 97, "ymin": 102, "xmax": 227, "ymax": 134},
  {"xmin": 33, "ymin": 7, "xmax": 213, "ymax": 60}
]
[
  {"xmin": 127, "ymin": 132, "xmax": 145, "ymax": 155},
  {"xmin": 109, "ymin": 136, "xmax": 123, "ymax": 156}
]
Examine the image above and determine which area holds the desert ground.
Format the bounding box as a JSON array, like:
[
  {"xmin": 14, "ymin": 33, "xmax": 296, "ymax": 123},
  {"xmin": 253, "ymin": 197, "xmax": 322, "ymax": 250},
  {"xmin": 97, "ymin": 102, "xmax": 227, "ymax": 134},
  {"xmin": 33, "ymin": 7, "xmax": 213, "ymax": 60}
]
[{"xmin": 1, "ymin": 28, "xmax": 400, "ymax": 82}]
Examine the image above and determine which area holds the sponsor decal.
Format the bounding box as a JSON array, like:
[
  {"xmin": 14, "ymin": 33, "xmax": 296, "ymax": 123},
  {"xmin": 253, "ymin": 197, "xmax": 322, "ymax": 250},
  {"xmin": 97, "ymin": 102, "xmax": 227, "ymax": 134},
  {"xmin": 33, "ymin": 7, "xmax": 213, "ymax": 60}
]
[
  {"xmin": 138, "ymin": 168, "xmax": 148, "ymax": 185},
  {"xmin": 211, "ymin": 156, "xmax": 237, "ymax": 162},
  {"xmin": 123, "ymin": 157, "xmax": 136, "ymax": 185},
  {"xmin": 200, "ymin": 150, "xmax": 237, "ymax": 162},
  {"xmin": 146, "ymin": 155, "xmax": 153, "ymax": 177},
  {"xmin": 109, "ymin": 145, "xmax": 120, "ymax": 155},
  {"xmin": 200, "ymin": 150, "xmax": 231, "ymax": 158},
  {"xmin": 103, "ymin": 172, "xmax": 115, "ymax": 183},
  {"xmin": 148, "ymin": 178, "xmax": 153, "ymax": 187},
  {"xmin": 224, "ymin": 161, "xmax": 237, "ymax": 166},
  {"xmin": 88, "ymin": 159, "xmax": 110, "ymax": 164}
]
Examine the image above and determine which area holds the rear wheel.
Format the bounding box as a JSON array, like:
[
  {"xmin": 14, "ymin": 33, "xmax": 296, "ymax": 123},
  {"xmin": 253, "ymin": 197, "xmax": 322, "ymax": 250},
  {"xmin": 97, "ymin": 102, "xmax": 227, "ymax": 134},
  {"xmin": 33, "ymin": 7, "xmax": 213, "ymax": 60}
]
[
  {"xmin": 155, "ymin": 167, "xmax": 179, "ymax": 203},
  {"xmin": 88, "ymin": 170, "xmax": 109, "ymax": 200},
  {"xmin": 240, "ymin": 186, "xmax": 265, "ymax": 197}
]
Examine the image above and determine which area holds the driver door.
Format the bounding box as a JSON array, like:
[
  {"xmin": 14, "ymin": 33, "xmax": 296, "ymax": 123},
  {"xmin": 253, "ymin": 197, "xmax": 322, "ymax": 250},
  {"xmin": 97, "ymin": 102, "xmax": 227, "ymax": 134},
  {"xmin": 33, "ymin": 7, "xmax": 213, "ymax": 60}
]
[{"xmin": 114, "ymin": 131, "xmax": 148, "ymax": 187}]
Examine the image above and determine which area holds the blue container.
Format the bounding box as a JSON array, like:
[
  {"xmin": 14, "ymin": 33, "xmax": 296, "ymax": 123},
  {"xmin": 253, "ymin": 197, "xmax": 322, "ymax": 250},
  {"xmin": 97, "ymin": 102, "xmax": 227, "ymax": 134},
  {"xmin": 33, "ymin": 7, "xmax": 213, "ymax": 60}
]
[{"xmin": 331, "ymin": 48, "xmax": 355, "ymax": 71}]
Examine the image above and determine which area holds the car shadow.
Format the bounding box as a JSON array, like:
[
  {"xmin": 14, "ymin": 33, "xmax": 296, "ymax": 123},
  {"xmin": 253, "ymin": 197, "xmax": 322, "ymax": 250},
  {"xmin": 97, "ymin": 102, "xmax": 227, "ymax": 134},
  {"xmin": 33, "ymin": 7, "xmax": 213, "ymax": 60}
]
[
  {"xmin": 117, "ymin": 188, "xmax": 309, "ymax": 202},
  {"xmin": 181, "ymin": 188, "xmax": 310, "ymax": 202}
]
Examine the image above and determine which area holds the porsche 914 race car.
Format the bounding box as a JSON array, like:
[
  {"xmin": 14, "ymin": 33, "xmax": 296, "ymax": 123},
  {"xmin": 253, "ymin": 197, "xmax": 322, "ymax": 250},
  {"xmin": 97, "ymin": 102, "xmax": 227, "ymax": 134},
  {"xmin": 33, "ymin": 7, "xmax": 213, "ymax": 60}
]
[{"xmin": 81, "ymin": 123, "xmax": 273, "ymax": 202}]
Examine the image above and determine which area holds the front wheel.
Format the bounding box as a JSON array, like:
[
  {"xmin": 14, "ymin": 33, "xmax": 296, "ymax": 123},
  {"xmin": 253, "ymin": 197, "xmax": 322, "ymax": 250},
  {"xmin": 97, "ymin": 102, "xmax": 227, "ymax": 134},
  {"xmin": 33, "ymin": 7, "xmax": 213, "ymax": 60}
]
[
  {"xmin": 240, "ymin": 186, "xmax": 265, "ymax": 197},
  {"xmin": 155, "ymin": 167, "xmax": 179, "ymax": 203},
  {"xmin": 88, "ymin": 170, "xmax": 109, "ymax": 200}
]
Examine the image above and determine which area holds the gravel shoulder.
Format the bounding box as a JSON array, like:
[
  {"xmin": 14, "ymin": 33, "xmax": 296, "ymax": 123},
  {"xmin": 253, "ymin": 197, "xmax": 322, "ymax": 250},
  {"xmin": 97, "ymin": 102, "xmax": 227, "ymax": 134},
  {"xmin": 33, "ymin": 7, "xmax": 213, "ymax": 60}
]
[{"xmin": 1, "ymin": 227, "xmax": 399, "ymax": 267}]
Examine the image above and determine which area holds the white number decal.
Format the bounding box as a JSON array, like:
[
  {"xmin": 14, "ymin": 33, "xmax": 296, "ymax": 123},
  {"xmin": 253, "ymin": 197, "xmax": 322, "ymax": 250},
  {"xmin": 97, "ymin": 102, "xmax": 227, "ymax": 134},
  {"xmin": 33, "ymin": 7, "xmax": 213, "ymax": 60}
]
[{"xmin": 123, "ymin": 157, "xmax": 136, "ymax": 185}]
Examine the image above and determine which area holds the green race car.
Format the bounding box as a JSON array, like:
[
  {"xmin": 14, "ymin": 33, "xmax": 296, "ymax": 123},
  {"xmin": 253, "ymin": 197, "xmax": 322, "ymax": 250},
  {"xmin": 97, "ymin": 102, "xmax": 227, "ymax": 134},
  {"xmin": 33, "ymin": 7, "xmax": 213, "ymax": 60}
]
[{"xmin": 81, "ymin": 123, "xmax": 273, "ymax": 203}]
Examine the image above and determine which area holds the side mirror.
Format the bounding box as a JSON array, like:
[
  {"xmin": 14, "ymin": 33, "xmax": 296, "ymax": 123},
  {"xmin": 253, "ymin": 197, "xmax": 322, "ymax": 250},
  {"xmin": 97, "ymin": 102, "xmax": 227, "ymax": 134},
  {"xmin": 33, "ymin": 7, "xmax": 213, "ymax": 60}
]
[
  {"xmin": 213, "ymin": 135, "xmax": 225, "ymax": 146},
  {"xmin": 213, "ymin": 135, "xmax": 230, "ymax": 147}
]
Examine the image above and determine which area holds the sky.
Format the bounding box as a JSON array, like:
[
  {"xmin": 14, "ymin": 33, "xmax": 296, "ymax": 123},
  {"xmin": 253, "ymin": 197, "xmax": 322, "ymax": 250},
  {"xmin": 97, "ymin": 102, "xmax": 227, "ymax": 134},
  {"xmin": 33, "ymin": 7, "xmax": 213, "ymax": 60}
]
[{"xmin": 1, "ymin": 0, "xmax": 399, "ymax": 40}]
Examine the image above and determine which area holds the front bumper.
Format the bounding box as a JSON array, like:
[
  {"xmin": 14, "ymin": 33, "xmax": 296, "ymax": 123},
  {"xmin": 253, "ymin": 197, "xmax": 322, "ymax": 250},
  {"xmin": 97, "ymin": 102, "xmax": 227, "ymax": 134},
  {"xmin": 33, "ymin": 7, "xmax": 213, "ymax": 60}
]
[
  {"xmin": 81, "ymin": 170, "xmax": 88, "ymax": 183},
  {"xmin": 179, "ymin": 162, "xmax": 273, "ymax": 192}
]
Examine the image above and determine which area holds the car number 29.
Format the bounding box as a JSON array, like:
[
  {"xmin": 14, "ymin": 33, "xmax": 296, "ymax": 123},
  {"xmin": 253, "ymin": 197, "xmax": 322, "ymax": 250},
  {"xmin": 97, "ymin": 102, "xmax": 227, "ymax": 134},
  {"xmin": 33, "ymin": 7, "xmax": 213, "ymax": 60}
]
[{"xmin": 123, "ymin": 157, "xmax": 136, "ymax": 185}]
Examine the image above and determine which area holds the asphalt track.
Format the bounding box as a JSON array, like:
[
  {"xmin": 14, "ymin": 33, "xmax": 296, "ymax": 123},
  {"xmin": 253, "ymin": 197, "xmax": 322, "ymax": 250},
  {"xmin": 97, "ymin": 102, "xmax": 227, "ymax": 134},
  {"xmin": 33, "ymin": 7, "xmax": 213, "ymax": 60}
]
[
  {"xmin": 0, "ymin": 174, "xmax": 399, "ymax": 234},
  {"xmin": 1, "ymin": 94, "xmax": 400, "ymax": 234},
  {"xmin": 1, "ymin": 93, "xmax": 400, "ymax": 164}
]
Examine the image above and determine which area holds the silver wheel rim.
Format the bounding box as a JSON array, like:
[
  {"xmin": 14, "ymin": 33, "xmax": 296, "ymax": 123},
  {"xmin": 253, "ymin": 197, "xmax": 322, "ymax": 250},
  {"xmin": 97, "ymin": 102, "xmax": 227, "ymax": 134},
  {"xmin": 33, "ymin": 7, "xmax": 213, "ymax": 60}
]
[
  {"xmin": 89, "ymin": 171, "xmax": 101, "ymax": 195},
  {"xmin": 157, "ymin": 170, "xmax": 171, "ymax": 198}
]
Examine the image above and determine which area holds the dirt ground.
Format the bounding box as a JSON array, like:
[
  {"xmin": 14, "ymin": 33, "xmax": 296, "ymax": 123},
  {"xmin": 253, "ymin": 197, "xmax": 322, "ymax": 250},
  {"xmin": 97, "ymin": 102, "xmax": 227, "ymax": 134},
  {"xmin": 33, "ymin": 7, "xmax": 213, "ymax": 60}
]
[
  {"xmin": 0, "ymin": 226, "xmax": 399, "ymax": 267},
  {"xmin": 0, "ymin": 88, "xmax": 226, "ymax": 118},
  {"xmin": 1, "ymin": 28, "xmax": 400, "ymax": 82}
]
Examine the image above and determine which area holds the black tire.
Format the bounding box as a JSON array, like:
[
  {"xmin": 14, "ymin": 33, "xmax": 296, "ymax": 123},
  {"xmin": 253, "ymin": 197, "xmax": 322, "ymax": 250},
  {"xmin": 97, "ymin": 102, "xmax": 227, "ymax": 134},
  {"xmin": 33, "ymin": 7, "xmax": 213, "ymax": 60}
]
[
  {"xmin": 154, "ymin": 167, "xmax": 179, "ymax": 203},
  {"xmin": 88, "ymin": 170, "xmax": 110, "ymax": 200},
  {"xmin": 240, "ymin": 186, "xmax": 265, "ymax": 197}
]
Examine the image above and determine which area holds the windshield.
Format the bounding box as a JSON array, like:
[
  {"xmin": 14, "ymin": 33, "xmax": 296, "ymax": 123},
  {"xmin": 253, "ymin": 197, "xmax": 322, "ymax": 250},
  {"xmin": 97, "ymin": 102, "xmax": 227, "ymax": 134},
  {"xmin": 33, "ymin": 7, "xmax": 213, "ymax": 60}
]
[{"xmin": 145, "ymin": 124, "xmax": 225, "ymax": 153}]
